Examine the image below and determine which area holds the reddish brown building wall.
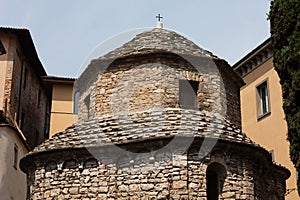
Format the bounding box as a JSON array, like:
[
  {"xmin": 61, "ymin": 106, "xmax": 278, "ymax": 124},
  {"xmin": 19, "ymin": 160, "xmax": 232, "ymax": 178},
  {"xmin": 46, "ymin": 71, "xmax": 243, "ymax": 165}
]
[{"xmin": 0, "ymin": 28, "xmax": 50, "ymax": 148}]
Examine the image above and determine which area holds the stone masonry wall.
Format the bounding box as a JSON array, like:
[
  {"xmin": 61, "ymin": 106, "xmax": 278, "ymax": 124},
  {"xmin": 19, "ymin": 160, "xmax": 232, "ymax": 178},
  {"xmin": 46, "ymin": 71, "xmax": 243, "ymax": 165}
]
[
  {"xmin": 77, "ymin": 53, "xmax": 241, "ymax": 128},
  {"xmin": 27, "ymin": 142, "xmax": 285, "ymax": 200}
]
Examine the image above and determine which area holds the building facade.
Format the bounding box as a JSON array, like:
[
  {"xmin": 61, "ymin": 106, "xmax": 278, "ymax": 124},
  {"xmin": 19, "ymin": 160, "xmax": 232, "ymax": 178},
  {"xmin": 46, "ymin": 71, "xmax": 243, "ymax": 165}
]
[
  {"xmin": 0, "ymin": 111, "xmax": 29, "ymax": 200},
  {"xmin": 43, "ymin": 76, "xmax": 76, "ymax": 138},
  {"xmin": 234, "ymin": 38, "xmax": 299, "ymax": 199},
  {"xmin": 0, "ymin": 27, "xmax": 50, "ymax": 148},
  {"xmin": 0, "ymin": 27, "xmax": 51, "ymax": 199},
  {"xmin": 21, "ymin": 28, "xmax": 290, "ymax": 200}
]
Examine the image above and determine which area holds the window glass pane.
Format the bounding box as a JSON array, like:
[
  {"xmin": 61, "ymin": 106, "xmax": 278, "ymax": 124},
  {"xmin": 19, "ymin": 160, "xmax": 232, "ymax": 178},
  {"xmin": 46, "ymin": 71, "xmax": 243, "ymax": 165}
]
[
  {"xmin": 257, "ymin": 81, "xmax": 270, "ymax": 117},
  {"xmin": 261, "ymin": 86, "xmax": 267, "ymax": 114}
]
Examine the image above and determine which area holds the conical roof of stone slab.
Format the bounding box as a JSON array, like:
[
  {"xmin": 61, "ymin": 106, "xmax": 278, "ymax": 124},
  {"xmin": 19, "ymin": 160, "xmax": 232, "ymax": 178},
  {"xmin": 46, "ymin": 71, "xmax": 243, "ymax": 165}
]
[
  {"xmin": 76, "ymin": 28, "xmax": 242, "ymax": 98},
  {"xmin": 32, "ymin": 29, "xmax": 247, "ymax": 155},
  {"xmin": 26, "ymin": 110, "xmax": 257, "ymax": 155},
  {"xmin": 94, "ymin": 28, "xmax": 219, "ymax": 61},
  {"xmin": 20, "ymin": 110, "xmax": 290, "ymax": 180}
]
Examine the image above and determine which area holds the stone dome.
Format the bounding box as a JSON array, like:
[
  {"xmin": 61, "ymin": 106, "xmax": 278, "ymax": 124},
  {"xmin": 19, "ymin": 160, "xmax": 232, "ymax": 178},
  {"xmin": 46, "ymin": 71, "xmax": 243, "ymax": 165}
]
[
  {"xmin": 98, "ymin": 28, "xmax": 217, "ymax": 59},
  {"xmin": 21, "ymin": 28, "xmax": 290, "ymax": 200}
]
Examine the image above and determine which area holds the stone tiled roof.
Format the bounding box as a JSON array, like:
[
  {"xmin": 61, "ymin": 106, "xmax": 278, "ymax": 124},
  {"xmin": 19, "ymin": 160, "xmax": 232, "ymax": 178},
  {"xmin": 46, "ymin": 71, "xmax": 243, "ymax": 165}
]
[
  {"xmin": 26, "ymin": 29, "xmax": 252, "ymax": 156},
  {"xmin": 77, "ymin": 28, "xmax": 226, "ymax": 94},
  {"xmin": 95, "ymin": 28, "xmax": 219, "ymax": 61},
  {"xmin": 28, "ymin": 109, "xmax": 258, "ymax": 155}
]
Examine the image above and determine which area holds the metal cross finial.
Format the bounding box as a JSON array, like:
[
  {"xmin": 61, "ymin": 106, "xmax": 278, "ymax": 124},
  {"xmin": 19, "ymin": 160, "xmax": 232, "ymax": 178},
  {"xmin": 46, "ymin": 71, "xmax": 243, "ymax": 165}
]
[{"xmin": 156, "ymin": 14, "xmax": 163, "ymax": 22}]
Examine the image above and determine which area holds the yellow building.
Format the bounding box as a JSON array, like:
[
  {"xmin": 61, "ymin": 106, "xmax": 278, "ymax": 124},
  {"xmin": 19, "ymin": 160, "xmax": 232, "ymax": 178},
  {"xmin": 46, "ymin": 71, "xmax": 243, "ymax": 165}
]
[
  {"xmin": 43, "ymin": 76, "xmax": 76, "ymax": 138},
  {"xmin": 234, "ymin": 38, "xmax": 299, "ymax": 200}
]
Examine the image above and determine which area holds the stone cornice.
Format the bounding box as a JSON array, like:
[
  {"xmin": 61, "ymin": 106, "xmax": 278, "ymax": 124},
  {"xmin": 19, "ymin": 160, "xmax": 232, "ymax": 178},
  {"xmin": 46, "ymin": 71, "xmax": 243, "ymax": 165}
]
[{"xmin": 233, "ymin": 38, "xmax": 273, "ymax": 77}]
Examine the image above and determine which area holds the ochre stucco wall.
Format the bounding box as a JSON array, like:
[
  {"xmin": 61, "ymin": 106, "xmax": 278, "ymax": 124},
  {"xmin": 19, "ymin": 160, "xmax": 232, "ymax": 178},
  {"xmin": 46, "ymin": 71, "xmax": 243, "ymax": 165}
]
[
  {"xmin": 240, "ymin": 58, "xmax": 299, "ymax": 199},
  {"xmin": 50, "ymin": 83, "xmax": 75, "ymax": 137}
]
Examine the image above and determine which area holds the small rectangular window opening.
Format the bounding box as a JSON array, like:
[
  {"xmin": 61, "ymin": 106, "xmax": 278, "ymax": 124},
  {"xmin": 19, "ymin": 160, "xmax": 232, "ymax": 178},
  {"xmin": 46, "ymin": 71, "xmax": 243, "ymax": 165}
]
[
  {"xmin": 44, "ymin": 101, "xmax": 50, "ymax": 139},
  {"xmin": 179, "ymin": 80, "xmax": 199, "ymax": 109}
]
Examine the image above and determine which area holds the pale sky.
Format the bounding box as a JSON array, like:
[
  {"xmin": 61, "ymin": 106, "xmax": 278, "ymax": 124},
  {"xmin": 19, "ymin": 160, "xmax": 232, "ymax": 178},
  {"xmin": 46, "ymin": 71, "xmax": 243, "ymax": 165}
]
[{"xmin": 0, "ymin": 0, "xmax": 271, "ymax": 77}]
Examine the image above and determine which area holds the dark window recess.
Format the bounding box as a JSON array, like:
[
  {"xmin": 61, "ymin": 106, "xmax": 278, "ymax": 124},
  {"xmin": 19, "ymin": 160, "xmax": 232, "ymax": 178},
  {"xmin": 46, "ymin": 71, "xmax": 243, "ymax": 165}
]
[
  {"xmin": 206, "ymin": 162, "xmax": 227, "ymax": 200},
  {"xmin": 207, "ymin": 170, "xmax": 219, "ymax": 200},
  {"xmin": 44, "ymin": 101, "xmax": 50, "ymax": 139},
  {"xmin": 84, "ymin": 158, "xmax": 98, "ymax": 168},
  {"xmin": 63, "ymin": 159, "xmax": 78, "ymax": 169},
  {"xmin": 13, "ymin": 145, "xmax": 18, "ymax": 169},
  {"xmin": 45, "ymin": 161, "xmax": 57, "ymax": 172},
  {"xmin": 179, "ymin": 80, "xmax": 199, "ymax": 109}
]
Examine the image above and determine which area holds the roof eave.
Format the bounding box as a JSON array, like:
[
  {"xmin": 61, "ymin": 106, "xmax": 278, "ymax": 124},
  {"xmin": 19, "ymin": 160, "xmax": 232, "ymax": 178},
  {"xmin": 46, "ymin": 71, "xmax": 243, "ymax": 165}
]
[
  {"xmin": 233, "ymin": 37, "xmax": 272, "ymax": 70},
  {"xmin": 0, "ymin": 27, "xmax": 47, "ymax": 77}
]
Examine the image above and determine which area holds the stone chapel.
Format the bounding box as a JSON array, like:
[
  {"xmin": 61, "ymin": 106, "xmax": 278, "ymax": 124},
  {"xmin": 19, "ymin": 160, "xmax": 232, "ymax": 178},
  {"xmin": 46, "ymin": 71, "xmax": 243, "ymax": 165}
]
[{"xmin": 20, "ymin": 27, "xmax": 290, "ymax": 199}]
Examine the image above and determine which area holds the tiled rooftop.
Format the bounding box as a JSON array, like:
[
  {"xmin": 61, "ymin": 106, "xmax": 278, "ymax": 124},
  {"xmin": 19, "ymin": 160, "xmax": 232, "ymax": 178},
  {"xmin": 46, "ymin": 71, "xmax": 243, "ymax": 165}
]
[
  {"xmin": 96, "ymin": 28, "xmax": 219, "ymax": 61},
  {"xmin": 29, "ymin": 109, "xmax": 257, "ymax": 155}
]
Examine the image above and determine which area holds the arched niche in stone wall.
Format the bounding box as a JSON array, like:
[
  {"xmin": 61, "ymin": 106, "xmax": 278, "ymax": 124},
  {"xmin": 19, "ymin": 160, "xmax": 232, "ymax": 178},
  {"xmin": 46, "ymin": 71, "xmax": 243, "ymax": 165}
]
[
  {"xmin": 62, "ymin": 159, "xmax": 78, "ymax": 169},
  {"xmin": 154, "ymin": 148, "xmax": 172, "ymax": 163},
  {"xmin": 45, "ymin": 160, "xmax": 57, "ymax": 172},
  {"xmin": 206, "ymin": 162, "xmax": 227, "ymax": 200},
  {"xmin": 116, "ymin": 154, "xmax": 131, "ymax": 169},
  {"xmin": 209, "ymin": 149, "xmax": 226, "ymax": 164},
  {"xmin": 84, "ymin": 158, "xmax": 98, "ymax": 169}
]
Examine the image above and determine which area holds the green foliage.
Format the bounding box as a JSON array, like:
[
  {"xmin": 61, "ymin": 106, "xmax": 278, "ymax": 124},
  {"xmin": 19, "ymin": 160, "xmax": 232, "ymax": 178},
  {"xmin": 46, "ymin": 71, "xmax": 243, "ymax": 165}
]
[{"xmin": 269, "ymin": 0, "xmax": 300, "ymax": 195}]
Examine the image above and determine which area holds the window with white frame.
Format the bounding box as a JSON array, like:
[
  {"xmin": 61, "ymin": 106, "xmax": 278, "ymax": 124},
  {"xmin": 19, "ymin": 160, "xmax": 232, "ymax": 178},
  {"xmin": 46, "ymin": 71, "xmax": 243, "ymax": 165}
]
[{"xmin": 256, "ymin": 80, "xmax": 270, "ymax": 118}]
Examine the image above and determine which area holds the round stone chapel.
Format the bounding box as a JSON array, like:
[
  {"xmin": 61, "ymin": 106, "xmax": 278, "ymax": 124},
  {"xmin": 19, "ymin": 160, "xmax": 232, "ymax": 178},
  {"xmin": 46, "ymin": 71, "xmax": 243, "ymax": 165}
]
[{"xmin": 21, "ymin": 28, "xmax": 289, "ymax": 200}]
